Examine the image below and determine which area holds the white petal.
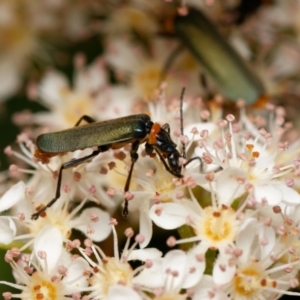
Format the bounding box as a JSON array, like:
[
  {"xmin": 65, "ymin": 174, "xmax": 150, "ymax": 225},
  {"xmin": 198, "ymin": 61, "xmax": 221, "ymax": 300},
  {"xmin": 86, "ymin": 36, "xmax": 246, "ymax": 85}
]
[
  {"xmin": 96, "ymin": 86, "xmax": 137, "ymax": 119},
  {"xmin": 106, "ymin": 38, "xmax": 141, "ymax": 73},
  {"xmin": 236, "ymin": 218, "xmax": 257, "ymax": 263},
  {"xmin": 259, "ymin": 225, "xmax": 275, "ymax": 260},
  {"xmin": 193, "ymin": 275, "xmax": 229, "ymax": 300},
  {"xmin": 212, "ymin": 250, "xmax": 236, "ymax": 285},
  {"xmin": 74, "ymin": 207, "xmax": 111, "ymax": 242},
  {"xmin": 34, "ymin": 225, "xmax": 63, "ymax": 273},
  {"xmin": 39, "ymin": 70, "xmax": 69, "ymax": 106},
  {"xmin": 149, "ymin": 203, "xmax": 189, "ymax": 229},
  {"xmin": 163, "ymin": 250, "xmax": 187, "ymax": 290},
  {"xmin": 108, "ymin": 285, "xmax": 142, "ymax": 300},
  {"xmin": 277, "ymin": 183, "xmax": 300, "ymax": 205},
  {"xmin": 182, "ymin": 246, "xmax": 205, "ymax": 288},
  {"xmin": 133, "ymin": 258, "xmax": 164, "ymax": 288},
  {"xmin": 75, "ymin": 59, "xmax": 106, "ymax": 94},
  {"xmin": 255, "ymin": 152, "xmax": 277, "ymax": 172},
  {"xmin": 64, "ymin": 257, "xmax": 89, "ymax": 289},
  {"xmin": 128, "ymin": 248, "xmax": 162, "ymax": 261},
  {"xmin": 0, "ymin": 181, "xmax": 26, "ymax": 212},
  {"xmin": 0, "ymin": 217, "xmax": 16, "ymax": 244},
  {"xmin": 216, "ymin": 168, "xmax": 246, "ymax": 205},
  {"xmin": 254, "ymin": 184, "xmax": 282, "ymax": 205},
  {"xmin": 139, "ymin": 207, "xmax": 152, "ymax": 248}
]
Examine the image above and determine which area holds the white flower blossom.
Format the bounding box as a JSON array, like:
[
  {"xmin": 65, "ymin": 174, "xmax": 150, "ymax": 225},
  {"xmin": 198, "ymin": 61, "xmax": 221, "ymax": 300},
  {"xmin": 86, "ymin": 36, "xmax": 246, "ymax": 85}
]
[{"xmin": 0, "ymin": 226, "xmax": 89, "ymax": 299}]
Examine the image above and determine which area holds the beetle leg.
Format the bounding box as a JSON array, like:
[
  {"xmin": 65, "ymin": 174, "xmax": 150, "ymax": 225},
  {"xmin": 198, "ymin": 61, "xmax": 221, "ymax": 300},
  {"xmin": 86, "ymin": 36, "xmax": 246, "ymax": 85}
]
[
  {"xmin": 161, "ymin": 123, "xmax": 170, "ymax": 134},
  {"xmin": 179, "ymin": 87, "xmax": 186, "ymax": 159},
  {"xmin": 122, "ymin": 140, "xmax": 140, "ymax": 218},
  {"xmin": 145, "ymin": 142, "xmax": 154, "ymax": 155},
  {"xmin": 154, "ymin": 149, "xmax": 182, "ymax": 178},
  {"xmin": 74, "ymin": 115, "xmax": 96, "ymax": 126},
  {"xmin": 184, "ymin": 156, "xmax": 203, "ymax": 172},
  {"xmin": 31, "ymin": 148, "xmax": 101, "ymax": 220}
]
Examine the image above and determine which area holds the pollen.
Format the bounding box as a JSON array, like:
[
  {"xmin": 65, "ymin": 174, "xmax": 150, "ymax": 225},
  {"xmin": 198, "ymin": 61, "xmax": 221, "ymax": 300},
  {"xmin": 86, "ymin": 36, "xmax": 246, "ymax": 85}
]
[
  {"xmin": 233, "ymin": 263, "xmax": 269, "ymax": 297},
  {"xmin": 246, "ymin": 144, "xmax": 254, "ymax": 151},
  {"xmin": 59, "ymin": 91, "xmax": 93, "ymax": 127},
  {"xmin": 27, "ymin": 208, "xmax": 71, "ymax": 239},
  {"xmin": 194, "ymin": 206, "xmax": 239, "ymax": 247},
  {"xmin": 154, "ymin": 171, "xmax": 176, "ymax": 203},
  {"xmin": 90, "ymin": 257, "xmax": 133, "ymax": 294},
  {"xmin": 22, "ymin": 272, "xmax": 58, "ymax": 300}
]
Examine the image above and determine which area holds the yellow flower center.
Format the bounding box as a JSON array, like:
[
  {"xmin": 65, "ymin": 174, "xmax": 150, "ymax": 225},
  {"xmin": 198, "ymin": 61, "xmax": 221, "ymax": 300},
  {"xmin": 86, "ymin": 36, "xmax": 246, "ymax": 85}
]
[
  {"xmin": 134, "ymin": 62, "xmax": 162, "ymax": 100},
  {"xmin": 28, "ymin": 207, "xmax": 71, "ymax": 239},
  {"xmin": 233, "ymin": 263, "xmax": 275, "ymax": 297},
  {"xmin": 22, "ymin": 272, "xmax": 59, "ymax": 300},
  {"xmin": 58, "ymin": 89, "xmax": 93, "ymax": 127},
  {"xmin": 90, "ymin": 257, "xmax": 133, "ymax": 295},
  {"xmin": 194, "ymin": 206, "xmax": 238, "ymax": 247},
  {"xmin": 154, "ymin": 164, "xmax": 175, "ymax": 202}
]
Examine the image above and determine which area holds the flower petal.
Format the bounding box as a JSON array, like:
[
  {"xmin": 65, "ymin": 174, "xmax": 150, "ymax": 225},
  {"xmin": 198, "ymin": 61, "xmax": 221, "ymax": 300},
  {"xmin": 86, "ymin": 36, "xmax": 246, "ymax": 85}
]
[
  {"xmin": 139, "ymin": 206, "xmax": 152, "ymax": 248},
  {"xmin": 108, "ymin": 285, "xmax": 142, "ymax": 300},
  {"xmin": 133, "ymin": 258, "xmax": 163, "ymax": 288},
  {"xmin": 259, "ymin": 225, "xmax": 275, "ymax": 260},
  {"xmin": 34, "ymin": 225, "xmax": 63, "ymax": 273},
  {"xmin": 0, "ymin": 217, "xmax": 16, "ymax": 244},
  {"xmin": 236, "ymin": 218, "xmax": 257, "ymax": 263},
  {"xmin": 162, "ymin": 250, "xmax": 187, "ymax": 290},
  {"xmin": 149, "ymin": 203, "xmax": 189, "ymax": 229},
  {"xmin": 0, "ymin": 181, "xmax": 25, "ymax": 212},
  {"xmin": 182, "ymin": 246, "xmax": 205, "ymax": 288},
  {"xmin": 278, "ymin": 183, "xmax": 300, "ymax": 205},
  {"xmin": 193, "ymin": 275, "xmax": 229, "ymax": 300},
  {"xmin": 74, "ymin": 207, "xmax": 111, "ymax": 242},
  {"xmin": 39, "ymin": 70, "xmax": 69, "ymax": 106},
  {"xmin": 64, "ymin": 257, "xmax": 89, "ymax": 289},
  {"xmin": 216, "ymin": 168, "xmax": 246, "ymax": 206},
  {"xmin": 128, "ymin": 248, "xmax": 162, "ymax": 261},
  {"xmin": 254, "ymin": 184, "xmax": 282, "ymax": 205},
  {"xmin": 212, "ymin": 249, "xmax": 236, "ymax": 285}
]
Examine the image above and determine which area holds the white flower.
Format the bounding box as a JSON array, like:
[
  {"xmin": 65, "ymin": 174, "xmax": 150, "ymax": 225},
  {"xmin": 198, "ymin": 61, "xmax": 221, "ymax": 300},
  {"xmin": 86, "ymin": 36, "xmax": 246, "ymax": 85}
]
[
  {"xmin": 195, "ymin": 114, "xmax": 300, "ymax": 206},
  {"xmin": 17, "ymin": 56, "xmax": 108, "ymax": 130},
  {"xmin": 0, "ymin": 181, "xmax": 25, "ymax": 244},
  {"xmin": 0, "ymin": 179, "xmax": 112, "ymax": 249},
  {"xmin": 78, "ymin": 222, "xmax": 162, "ymax": 299},
  {"xmin": 105, "ymin": 36, "xmax": 202, "ymax": 101},
  {"xmin": 212, "ymin": 217, "xmax": 300, "ymax": 299},
  {"xmin": 0, "ymin": 138, "xmax": 115, "ymax": 248},
  {"xmin": 135, "ymin": 248, "xmax": 205, "ymax": 292},
  {"xmin": 0, "ymin": 226, "xmax": 89, "ymax": 299},
  {"xmin": 151, "ymin": 172, "xmax": 244, "ymax": 257}
]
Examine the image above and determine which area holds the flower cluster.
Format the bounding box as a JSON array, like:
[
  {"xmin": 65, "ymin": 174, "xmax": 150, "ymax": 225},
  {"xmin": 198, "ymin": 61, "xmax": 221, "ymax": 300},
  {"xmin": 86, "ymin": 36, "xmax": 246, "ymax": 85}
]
[{"xmin": 1, "ymin": 1, "xmax": 300, "ymax": 300}]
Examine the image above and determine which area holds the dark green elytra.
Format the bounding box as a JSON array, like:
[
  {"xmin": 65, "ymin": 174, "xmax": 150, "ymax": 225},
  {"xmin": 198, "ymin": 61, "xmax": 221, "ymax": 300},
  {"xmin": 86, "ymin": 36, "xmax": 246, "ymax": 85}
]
[
  {"xmin": 36, "ymin": 114, "xmax": 151, "ymax": 153},
  {"xmin": 175, "ymin": 8, "xmax": 265, "ymax": 104}
]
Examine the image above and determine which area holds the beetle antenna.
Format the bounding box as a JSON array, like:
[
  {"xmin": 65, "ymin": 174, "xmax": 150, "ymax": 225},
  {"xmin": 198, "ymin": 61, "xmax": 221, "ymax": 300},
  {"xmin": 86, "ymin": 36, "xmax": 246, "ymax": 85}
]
[{"xmin": 180, "ymin": 87, "xmax": 186, "ymax": 159}]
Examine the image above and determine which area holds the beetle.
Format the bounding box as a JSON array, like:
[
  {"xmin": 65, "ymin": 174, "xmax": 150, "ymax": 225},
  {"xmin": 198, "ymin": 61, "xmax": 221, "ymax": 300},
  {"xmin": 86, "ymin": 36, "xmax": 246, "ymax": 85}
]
[
  {"xmin": 32, "ymin": 91, "xmax": 199, "ymax": 220},
  {"xmin": 175, "ymin": 8, "xmax": 266, "ymax": 105}
]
